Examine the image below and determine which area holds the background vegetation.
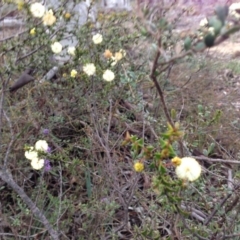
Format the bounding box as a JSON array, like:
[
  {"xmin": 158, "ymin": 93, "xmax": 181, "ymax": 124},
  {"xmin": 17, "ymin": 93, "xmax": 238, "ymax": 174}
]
[{"xmin": 1, "ymin": 0, "xmax": 240, "ymax": 239}]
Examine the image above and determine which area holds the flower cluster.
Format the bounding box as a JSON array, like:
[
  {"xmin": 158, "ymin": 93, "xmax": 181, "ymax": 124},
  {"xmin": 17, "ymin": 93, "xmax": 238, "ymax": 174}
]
[
  {"xmin": 172, "ymin": 157, "xmax": 201, "ymax": 182},
  {"xmin": 30, "ymin": 2, "xmax": 56, "ymax": 26},
  {"xmin": 103, "ymin": 49, "xmax": 126, "ymax": 66},
  {"xmin": 25, "ymin": 140, "xmax": 51, "ymax": 171}
]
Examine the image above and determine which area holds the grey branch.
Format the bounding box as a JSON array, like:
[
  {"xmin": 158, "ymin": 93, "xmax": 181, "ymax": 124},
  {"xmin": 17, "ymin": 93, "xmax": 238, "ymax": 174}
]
[{"xmin": 0, "ymin": 170, "xmax": 59, "ymax": 240}]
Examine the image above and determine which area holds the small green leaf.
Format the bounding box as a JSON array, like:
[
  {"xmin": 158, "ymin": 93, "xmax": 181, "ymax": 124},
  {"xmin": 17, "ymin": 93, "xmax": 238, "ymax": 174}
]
[
  {"xmin": 203, "ymin": 149, "xmax": 208, "ymax": 156},
  {"xmin": 184, "ymin": 36, "xmax": 192, "ymax": 51},
  {"xmin": 171, "ymin": 108, "xmax": 177, "ymax": 119},
  {"xmin": 158, "ymin": 164, "xmax": 166, "ymax": 174},
  {"xmin": 204, "ymin": 33, "xmax": 215, "ymax": 47},
  {"xmin": 207, "ymin": 143, "xmax": 215, "ymax": 156},
  {"xmin": 194, "ymin": 41, "xmax": 206, "ymax": 51}
]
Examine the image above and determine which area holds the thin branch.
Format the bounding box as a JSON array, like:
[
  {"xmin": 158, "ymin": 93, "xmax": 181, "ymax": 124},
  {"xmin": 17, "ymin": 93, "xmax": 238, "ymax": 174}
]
[
  {"xmin": 204, "ymin": 184, "xmax": 240, "ymax": 225},
  {"xmin": 0, "ymin": 170, "xmax": 59, "ymax": 240},
  {"xmin": 150, "ymin": 36, "xmax": 174, "ymax": 127},
  {"xmin": 2, "ymin": 110, "xmax": 14, "ymax": 170},
  {"xmin": 194, "ymin": 155, "xmax": 240, "ymax": 164}
]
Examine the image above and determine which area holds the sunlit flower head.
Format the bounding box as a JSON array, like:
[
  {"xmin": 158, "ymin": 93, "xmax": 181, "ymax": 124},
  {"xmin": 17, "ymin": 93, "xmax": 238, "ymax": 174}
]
[
  {"xmin": 25, "ymin": 147, "xmax": 38, "ymax": 160},
  {"xmin": 104, "ymin": 49, "xmax": 113, "ymax": 59},
  {"xmin": 172, "ymin": 157, "xmax": 201, "ymax": 182},
  {"xmin": 199, "ymin": 17, "xmax": 208, "ymax": 27},
  {"xmin": 31, "ymin": 158, "xmax": 44, "ymax": 170},
  {"xmin": 103, "ymin": 69, "xmax": 115, "ymax": 82},
  {"xmin": 134, "ymin": 162, "xmax": 144, "ymax": 172},
  {"xmin": 83, "ymin": 63, "xmax": 96, "ymax": 76},
  {"xmin": 35, "ymin": 140, "xmax": 49, "ymax": 152},
  {"xmin": 30, "ymin": 2, "xmax": 45, "ymax": 18},
  {"xmin": 208, "ymin": 27, "xmax": 215, "ymax": 35},
  {"xmin": 42, "ymin": 9, "xmax": 56, "ymax": 26},
  {"xmin": 30, "ymin": 28, "xmax": 36, "ymax": 36},
  {"xmin": 51, "ymin": 42, "xmax": 62, "ymax": 54},
  {"xmin": 111, "ymin": 49, "xmax": 126, "ymax": 66},
  {"xmin": 68, "ymin": 46, "xmax": 76, "ymax": 56},
  {"xmin": 92, "ymin": 33, "xmax": 103, "ymax": 44},
  {"xmin": 229, "ymin": 3, "xmax": 240, "ymax": 19},
  {"xmin": 71, "ymin": 69, "xmax": 77, "ymax": 78}
]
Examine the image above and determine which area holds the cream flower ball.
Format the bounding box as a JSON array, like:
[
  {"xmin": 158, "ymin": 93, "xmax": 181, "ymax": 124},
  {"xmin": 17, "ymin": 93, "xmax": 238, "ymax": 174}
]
[
  {"xmin": 83, "ymin": 63, "xmax": 96, "ymax": 76},
  {"xmin": 103, "ymin": 69, "xmax": 115, "ymax": 82},
  {"xmin": 229, "ymin": 3, "xmax": 240, "ymax": 19},
  {"xmin": 199, "ymin": 18, "xmax": 208, "ymax": 27},
  {"xmin": 42, "ymin": 9, "xmax": 56, "ymax": 26},
  {"xmin": 92, "ymin": 33, "xmax": 103, "ymax": 44},
  {"xmin": 25, "ymin": 147, "xmax": 38, "ymax": 160},
  {"xmin": 174, "ymin": 157, "xmax": 201, "ymax": 182},
  {"xmin": 68, "ymin": 46, "xmax": 76, "ymax": 56},
  {"xmin": 30, "ymin": 2, "xmax": 45, "ymax": 18},
  {"xmin": 51, "ymin": 42, "xmax": 62, "ymax": 54},
  {"xmin": 35, "ymin": 140, "xmax": 49, "ymax": 152},
  {"xmin": 31, "ymin": 158, "xmax": 45, "ymax": 170}
]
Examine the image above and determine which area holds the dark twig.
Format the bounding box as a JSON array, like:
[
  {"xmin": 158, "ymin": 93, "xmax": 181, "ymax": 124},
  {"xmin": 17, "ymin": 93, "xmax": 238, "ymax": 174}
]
[
  {"xmin": 204, "ymin": 184, "xmax": 240, "ymax": 226},
  {"xmin": 150, "ymin": 36, "xmax": 174, "ymax": 127}
]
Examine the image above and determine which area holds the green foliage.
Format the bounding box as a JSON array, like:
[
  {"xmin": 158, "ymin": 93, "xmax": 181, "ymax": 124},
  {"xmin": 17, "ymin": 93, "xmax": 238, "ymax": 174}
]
[{"xmin": 1, "ymin": 0, "xmax": 240, "ymax": 239}]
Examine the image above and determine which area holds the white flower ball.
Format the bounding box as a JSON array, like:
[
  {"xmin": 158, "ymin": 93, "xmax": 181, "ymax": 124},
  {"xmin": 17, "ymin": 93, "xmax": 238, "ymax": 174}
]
[
  {"xmin": 30, "ymin": 2, "xmax": 45, "ymax": 18},
  {"xmin": 67, "ymin": 46, "xmax": 76, "ymax": 56},
  {"xmin": 31, "ymin": 158, "xmax": 45, "ymax": 170},
  {"xmin": 103, "ymin": 69, "xmax": 115, "ymax": 82},
  {"xmin": 92, "ymin": 33, "xmax": 103, "ymax": 44},
  {"xmin": 51, "ymin": 42, "xmax": 63, "ymax": 54},
  {"xmin": 175, "ymin": 157, "xmax": 201, "ymax": 182},
  {"xmin": 25, "ymin": 147, "xmax": 38, "ymax": 160},
  {"xmin": 35, "ymin": 140, "xmax": 49, "ymax": 152}
]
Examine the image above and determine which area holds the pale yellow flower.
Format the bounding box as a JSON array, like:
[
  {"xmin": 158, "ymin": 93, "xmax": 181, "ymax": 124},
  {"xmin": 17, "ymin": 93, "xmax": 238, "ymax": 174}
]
[
  {"xmin": 25, "ymin": 147, "xmax": 38, "ymax": 160},
  {"xmin": 103, "ymin": 69, "xmax": 115, "ymax": 82},
  {"xmin": 71, "ymin": 69, "xmax": 77, "ymax": 78},
  {"xmin": 67, "ymin": 46, "xmax": 76, "ymax": 56},
  {"xmin": 134, "ymin": 162, "xmax": 144, "ymax": 172},
  {"xmin": 30, "ymin": 2, "xmax": 45, "ymax": 18},
  {"xmin": 64, "ymin": 12, "xmax": 71, "ymax": 20},
  {"xmin": 172, "ymin": 157, "xmax": 201, "ymax": 182},
  {"xmin": 35, "ymin": 140, "xmax": 49, "ymax": 152},
  {"xmin": 92, "ymin": 33, "xmax": 103, "ymax": 44},
  {"xmin": 31, "ymin": 158, "xmax": 44, "ymax": 170},
  {"xmin": 111, "ymin": 49, "xmax": 126, "ymax": 66},
  {"xmin": 83, "ymin": 63, "xmax": 96, "ymax": 76},
  {"xmin": 42, "ymin": 9, "xmax": 56, "ymax": 26},
  {"xmin": 51, "ymin": 42, "xmax": 62, "ymax": 54},
  {"xmin": 30, "ymin": 28, "xmax": 36, "ymax": 36},
  {"xmin": 208, "ymin": 27, "xmax": 215, "ymax": 35}
]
